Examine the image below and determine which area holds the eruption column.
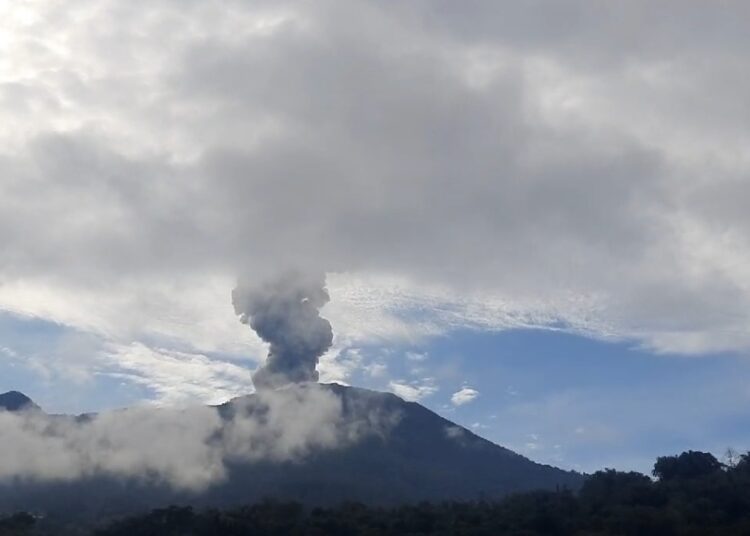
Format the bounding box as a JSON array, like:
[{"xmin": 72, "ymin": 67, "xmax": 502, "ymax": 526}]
[{"xmin": 232, "ymin": 272, "xmax": 333, "ymax": 390}]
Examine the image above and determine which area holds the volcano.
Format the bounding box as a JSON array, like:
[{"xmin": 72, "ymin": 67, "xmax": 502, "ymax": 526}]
[{"xmin": 0, "ymin": 385, "xmax": 582, "ymax": 521}]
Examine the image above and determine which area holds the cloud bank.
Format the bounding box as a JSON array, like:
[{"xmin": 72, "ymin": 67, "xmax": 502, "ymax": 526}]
[{"xmin": 0, "ymin": 384, "xmax": 395, "ymax": 490}]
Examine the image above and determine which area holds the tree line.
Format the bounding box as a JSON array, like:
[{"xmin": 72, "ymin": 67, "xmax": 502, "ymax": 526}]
[{"xmin": 4, "ymin": 449, "xmax": 750, "ymax": 535}]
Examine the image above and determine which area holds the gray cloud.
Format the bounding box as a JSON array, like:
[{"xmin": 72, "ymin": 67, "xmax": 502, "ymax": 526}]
[{"xmin": 0, "ymin": 0, "xmax": 748, "ymax": 357}]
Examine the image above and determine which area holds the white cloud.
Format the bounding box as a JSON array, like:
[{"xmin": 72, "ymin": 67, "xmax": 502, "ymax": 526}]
[
  {"xmin": 103, "ymin": 342, "xmax": 255, "ymax": 406},
  {"xmin": 0, "ymin": 276, "xmax": 264, "ymax": 357},
  {"xmin": 363, "ymin": 361, "xmax": 388, "ymax": 378},
  {"xmin": 0, "ymin": 383, "xmax": 397, "ymax": 490},
  {"xmin": 317, "ymin": 347, "xmax": 362, "ymax": 385},
  {"xmin": 451, "ymin": 387, "xmax": 480, "ymax": 406},
  {"xmin": 388, "ymin": 379, "xmax": 438, "ymax": 402}
]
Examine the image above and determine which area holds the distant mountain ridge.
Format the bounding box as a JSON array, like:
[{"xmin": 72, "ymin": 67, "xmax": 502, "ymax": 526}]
[
  {"xmin": 0, "ymin": 391, "xmax": 39, "ymax": 412},
  {"xmin": 0, "ymin": 385, "xmax": 583, "ymax": 522}
]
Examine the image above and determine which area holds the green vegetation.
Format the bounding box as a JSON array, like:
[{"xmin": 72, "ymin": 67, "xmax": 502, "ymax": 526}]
[{"xmin": 5, "ymin": 449, "xmax": 750, "ymax": 535}]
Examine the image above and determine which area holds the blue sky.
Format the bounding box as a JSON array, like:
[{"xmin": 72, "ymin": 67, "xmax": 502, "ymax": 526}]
[
  {"xmin": 344, "ymin": 327, "xmax": 750, "ymax": 473},
  {"xmin": 0, "ymin": 312, "xmax": 150, "ymax": 413}
]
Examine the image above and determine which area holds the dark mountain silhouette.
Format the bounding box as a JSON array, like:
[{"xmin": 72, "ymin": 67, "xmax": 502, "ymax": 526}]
[
  {"xmin": 0, "ymin": 391, "xmax": 38, "ymax": 412},
  {"xmin": 0, "ymin": 386, "xmax": 582, "ymax": 523}
]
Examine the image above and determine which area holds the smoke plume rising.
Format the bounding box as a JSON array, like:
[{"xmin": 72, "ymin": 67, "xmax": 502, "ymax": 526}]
[{"xmin": 232, "ymin": 272, "xmax": 333, "ymax": 390}]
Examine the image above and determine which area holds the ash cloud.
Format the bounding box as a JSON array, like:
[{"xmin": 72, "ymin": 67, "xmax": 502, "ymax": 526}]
[{"xmin": 232, "ymin": 272, "xmax": 333, "ymax": 390}]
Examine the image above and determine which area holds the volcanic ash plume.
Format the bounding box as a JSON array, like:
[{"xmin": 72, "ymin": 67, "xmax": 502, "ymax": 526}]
[{"xmin": 232, "ymin": 272, "xmax": 334, "ymax": 390}]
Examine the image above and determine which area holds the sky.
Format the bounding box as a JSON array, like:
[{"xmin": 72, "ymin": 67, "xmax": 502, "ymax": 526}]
[{"xmin": 1, "ymin": 0, "xmax": 750, "ymax": 475}]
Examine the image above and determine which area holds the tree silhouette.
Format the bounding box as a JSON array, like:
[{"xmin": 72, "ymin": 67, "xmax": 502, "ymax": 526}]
[{"xmin": 653, "ymin": 450, "xmax": 723, "ymax": 481}]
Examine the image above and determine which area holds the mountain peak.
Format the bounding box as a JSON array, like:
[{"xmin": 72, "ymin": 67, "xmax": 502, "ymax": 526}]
[
  {"xmin": 0, "ymin": 391, "xmax": 39, "ymax": 412},
  {"xmin": 216, "ymin": 382, "xmax": 582, "ymax": 504}
]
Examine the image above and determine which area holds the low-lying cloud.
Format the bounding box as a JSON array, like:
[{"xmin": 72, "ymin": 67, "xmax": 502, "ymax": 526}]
[{"xmin": 0, "ymin": 384, "xmax": 397, "ymax": 491}]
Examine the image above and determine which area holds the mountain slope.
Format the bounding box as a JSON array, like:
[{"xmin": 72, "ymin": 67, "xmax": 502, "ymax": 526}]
[
  {"xmin": 0, "ymin": 391, "xmax": 39, "ymax": 412},
  {"xmin": 208, "ymin": 384, "xmax": 582, "ymax": 505},
  {"xmin": 0, "ymin": 386, "xmax": 583, "ymax": 520}
]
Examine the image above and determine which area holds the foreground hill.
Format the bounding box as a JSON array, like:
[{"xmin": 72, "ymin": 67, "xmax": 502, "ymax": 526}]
[{"xmin": 0, "ymin": 385, "xmax": 582, "ymax": 521}]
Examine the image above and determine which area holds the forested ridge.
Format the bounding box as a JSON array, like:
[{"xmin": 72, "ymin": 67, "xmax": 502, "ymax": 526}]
[{"xmin": 4, "ymin": 449, "xmax": 750, "ymax": 535}]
